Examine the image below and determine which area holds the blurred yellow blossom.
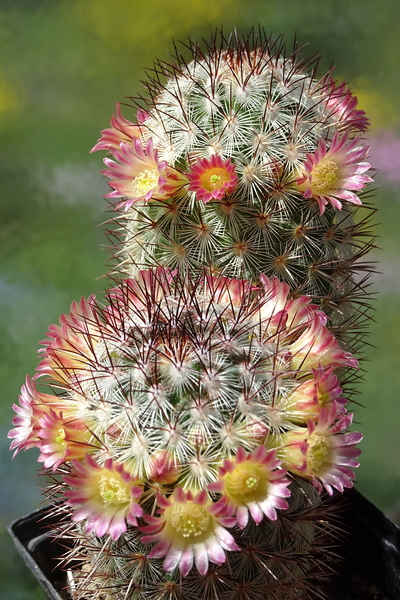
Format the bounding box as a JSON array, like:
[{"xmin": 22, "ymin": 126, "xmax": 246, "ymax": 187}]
[
  {"xmin": 0, "ymin": 74, "xmax": 22, "ymax": 119},
  {"xmin": 71, "ymin": 0, "xmax": 237, "ymax": 52},
  {"xmin": 351, "ymin": 84, "xmax": 398, "ymax": 129}
]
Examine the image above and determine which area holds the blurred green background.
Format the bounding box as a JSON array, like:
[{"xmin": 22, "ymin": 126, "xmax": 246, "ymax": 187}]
[{"xmin": 1, "ymin": 1, "xmax": 400, "ymax": 598}]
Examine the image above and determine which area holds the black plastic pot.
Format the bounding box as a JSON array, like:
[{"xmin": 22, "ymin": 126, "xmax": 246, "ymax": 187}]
[
  {"xmin": 331, "ymin": 490, "xmax": 400, "ymax": 600},
  {"xmin": 8, "ymin": 506, "xmax": 68, "ymax": 600},
  {"xmin": 8, "ymin": 490, "xmax": 400, "ymax": 600}
]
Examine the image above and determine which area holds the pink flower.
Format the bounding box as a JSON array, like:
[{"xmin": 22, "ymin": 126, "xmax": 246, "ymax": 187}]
[
  {"xmin": 282, "ymin": 366, "xmax": 347, "ymax": 424},
  {"xmin": 279, "ymin": 404, "xmax": 362, "ymax": 495},
  {"xmin": 290, "ymin": 312, "xmax": 359, "ymax": 371},
  {"xmin": 37, "ymin": 409, "xmax": 92, "ymax": 471},
  {"xmin": 208, "ymin": 446, "xmax": 290, "ymax": 529},
  {"xmin": 258, "ymin": 275, "xmax": 320, "ymax": 333},
  {"xmin": 103, "ymin": 138, "xmax": 187, "ymax": 211},
  {"xmin": 149, "ymin": 450, "xmax": 181, "ymax": 485},
  {"xmin": 323, "ymin": 79, "xmax": 369, "ymax": 132},
  {"xmin": 187, "ymin": 155, "xmax": 238, "ymax": 203},
  {"xmin": 90, "ymin": 103, "xmax": 143, "ymax": 153},
  {"xmin": 141, "ymin": 488, "xmax": 238, "ymax": 576},
  {"xmin": 64, "ymin": 454, "xmax": 143, "ymax": 541},
  {"xmin": 203, "ymin": 275, "xmax": 256, "ymax": 306},
  {"xmin": 297, "ymin": 132, "xmax": 373, "ymax": 214},
  {"xmin": 36, "ymin": 296, "xmax": 103, "ymax": 386},
  {"xmin": 8, "ymin": 376, "xmax": 63, "ymax": 457},
  {"xmin": 105, "ymin": 268, "xmax": 176, "ymax": 325}
]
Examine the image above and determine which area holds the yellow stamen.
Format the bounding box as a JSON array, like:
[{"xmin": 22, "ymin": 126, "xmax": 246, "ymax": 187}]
[
  {"xmin": 317, "ymin": 391, "xmax": 330, "ymax": 407},
  {"xmin": 99, "ymin": 475, "xmax": 130, "ymax": 505},
  {"xmin": 55, "ymin": 427, "xmax": 66, "ymax": 444},
  {"xmin": 169, "ymin": 502, "xmax": 210, "ymax": 539},
  {"xmin": 132, "ymin": 169, "xmax": 159, "ymax": 196},
  {"xmin": 225, "ymin": 463, "xmax": 267, "ymax": 504},
  {"xmin": 306, "ymin": 434, "xmax": 330, "ymax": 474},
  {"xmin": 311, "ymin": 160, "xmax": 339, "ymax": 193},
  {"xmin": 200, "ymin": 168, "xmax": 230, "ymax": 191}
]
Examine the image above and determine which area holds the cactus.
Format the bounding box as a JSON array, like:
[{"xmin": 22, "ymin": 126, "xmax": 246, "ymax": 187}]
[
  {"xmin": 94, "ymin": 29, "xmax": 376, "ymax": 356},
  {"xmin": 8, "ymin": 29, "xmax": 374, "ymax": 600}
]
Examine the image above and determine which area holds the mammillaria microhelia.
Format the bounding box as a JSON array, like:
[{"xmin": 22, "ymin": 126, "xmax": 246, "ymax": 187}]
[{"xmin": 9, "ymin": 30, "xmax": 375, "ymax": 600}]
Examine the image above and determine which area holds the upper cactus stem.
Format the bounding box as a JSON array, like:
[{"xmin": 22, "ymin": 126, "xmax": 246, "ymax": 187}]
[{"xmin": 93, "ymin": 30, "xmax": 376, "ymax": 358}]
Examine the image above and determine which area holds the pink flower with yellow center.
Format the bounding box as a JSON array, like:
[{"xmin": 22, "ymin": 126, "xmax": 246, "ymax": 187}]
[
  {"xmin": 103, "ymin": 138, "xmax": 187, "ymax": 211},
  {"xmin": 279, "ymin": 404, "xmax": 362, "ymax": 495},
  {"xmin": 8, "ymin": 376, "xmax": 63, "ymax": 457},
  {"xmin": 208, "ymin": 446, "xmax": 290, "ymax": 529},
  {"xmin": 187, "ymin": 155, "xmax": 238, "ymax": 203},
  {"xmin": 323, "ymin": 79, "xmax": 369, "ymax": 132},
  {"xmin": 37, "ymin": 409, "xmax": 93, "ymax": 471},
  {"xmin": 282, "ymin": 366, "xmax": 347, "ymax": 424},
  {"xmin": 36, "ymin": 296, "xmax": 103, "ymax": 386},
  {"xmin": 297, "ymin": 132, "xmax": 373, "ymax": 214},
  {"xmin": 290, "ymin": 312, "xmax": 359, "ymax": 371},
  {"xmin": 90, "ymin": 103, "xmax": 143, "ymax": 153},
  {"xmin": 141, "ymin": 488, "xmax": 238, "ymax": 576},
  {"xmin": 64, "ymin": 455, "xmax": 143, "ymax": 541}
]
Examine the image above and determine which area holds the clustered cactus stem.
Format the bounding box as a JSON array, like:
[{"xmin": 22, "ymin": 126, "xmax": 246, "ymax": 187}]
[{"xmin": 9, "ymin": 28, "xmax": 376, "ymax": 600}]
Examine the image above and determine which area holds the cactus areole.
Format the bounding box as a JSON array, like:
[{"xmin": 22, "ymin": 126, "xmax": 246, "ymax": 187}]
[{"xmin": 9, "ymin": 30, "xmax": 378, "ymax": 600}]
